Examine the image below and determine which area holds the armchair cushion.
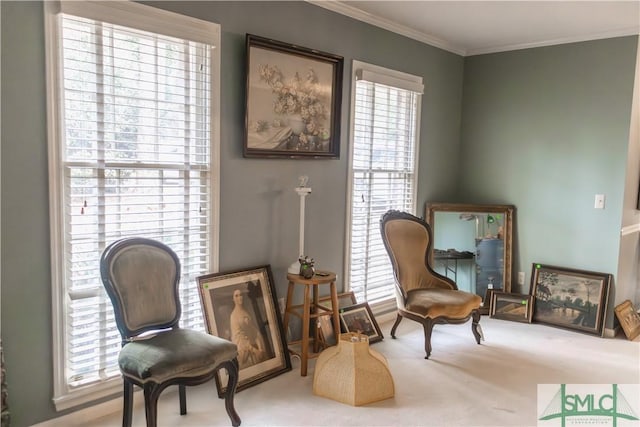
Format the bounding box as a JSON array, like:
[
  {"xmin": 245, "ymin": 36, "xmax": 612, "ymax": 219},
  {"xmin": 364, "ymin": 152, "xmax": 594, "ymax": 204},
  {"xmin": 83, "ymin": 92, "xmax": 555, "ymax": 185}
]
[
  {"xmin": 119, "ymin": 328, "xmax": 238, "ymax": 384},
  {"xmin": 405, "ymin": 288, "xmax": 482, "ymax": 320}
]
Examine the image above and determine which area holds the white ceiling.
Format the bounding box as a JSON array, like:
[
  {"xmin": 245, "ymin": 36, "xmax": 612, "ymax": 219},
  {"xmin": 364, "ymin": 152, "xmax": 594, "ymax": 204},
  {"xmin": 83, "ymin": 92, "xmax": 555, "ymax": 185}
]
[{"xmin": 309, "ymin": 1, "xmax": 640, "ymax": 56}]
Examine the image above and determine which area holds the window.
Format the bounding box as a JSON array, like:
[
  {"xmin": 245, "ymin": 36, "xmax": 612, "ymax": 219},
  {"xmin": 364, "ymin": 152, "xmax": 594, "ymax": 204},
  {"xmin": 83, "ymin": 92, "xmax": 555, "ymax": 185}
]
[
  {"xmin": 346, "ymin": 61, "xmax": 423, "ymax": 311},
  {"xmin": 44, "ymin": 1, "xmax": 220, "ymax": 410}
]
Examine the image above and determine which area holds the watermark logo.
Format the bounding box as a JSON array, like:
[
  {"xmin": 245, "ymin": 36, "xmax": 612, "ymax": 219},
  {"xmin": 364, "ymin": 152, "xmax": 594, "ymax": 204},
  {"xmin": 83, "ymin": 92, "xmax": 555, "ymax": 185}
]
[{"xmin": 538, "ymin": 384, "xmax": 640, "ymax": 426}]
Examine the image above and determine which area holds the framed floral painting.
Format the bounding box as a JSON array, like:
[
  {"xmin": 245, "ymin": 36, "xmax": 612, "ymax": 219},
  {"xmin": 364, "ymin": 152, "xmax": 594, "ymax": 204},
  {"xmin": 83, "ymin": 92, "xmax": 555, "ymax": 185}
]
[{"xmin": 244, "ymin": 34, "xmax": 343, "ymax": 159}]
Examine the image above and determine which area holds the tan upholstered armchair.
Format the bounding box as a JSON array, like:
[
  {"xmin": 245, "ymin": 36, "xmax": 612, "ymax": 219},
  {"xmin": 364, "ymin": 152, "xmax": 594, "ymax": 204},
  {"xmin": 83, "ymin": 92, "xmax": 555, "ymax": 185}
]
[
  {"xmin": 100, "ymin": 237, "xmax": 241, "ymax": 427},
  {"xmin": 380, "ymin": 210, "xmax": 483, "ymax": 359}
]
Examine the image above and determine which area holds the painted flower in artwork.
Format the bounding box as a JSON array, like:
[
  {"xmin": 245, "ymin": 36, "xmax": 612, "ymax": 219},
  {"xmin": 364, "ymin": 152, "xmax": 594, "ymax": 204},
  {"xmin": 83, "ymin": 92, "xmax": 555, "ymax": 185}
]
[{"xmin": 258, "ymin": 64, "xmax": 328, "ymax": 148}]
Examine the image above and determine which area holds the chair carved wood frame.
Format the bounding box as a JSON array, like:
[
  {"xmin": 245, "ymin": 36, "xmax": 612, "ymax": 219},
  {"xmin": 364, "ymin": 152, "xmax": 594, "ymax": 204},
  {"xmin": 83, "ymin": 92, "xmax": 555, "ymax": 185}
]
[
  {"xmin": 101, "ymin": 237, "xmax": 241, "ymax": 427},
  {"xmin": 380, "ymin": 210, "xmax": 483, "ymax": 359}
]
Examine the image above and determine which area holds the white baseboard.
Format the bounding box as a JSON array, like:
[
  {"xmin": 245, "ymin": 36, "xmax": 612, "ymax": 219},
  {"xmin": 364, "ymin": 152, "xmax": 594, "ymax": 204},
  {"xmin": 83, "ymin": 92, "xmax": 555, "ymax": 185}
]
[{"xmin": 603, "ymin": 326, "xmax": 618, "ymax": 339}]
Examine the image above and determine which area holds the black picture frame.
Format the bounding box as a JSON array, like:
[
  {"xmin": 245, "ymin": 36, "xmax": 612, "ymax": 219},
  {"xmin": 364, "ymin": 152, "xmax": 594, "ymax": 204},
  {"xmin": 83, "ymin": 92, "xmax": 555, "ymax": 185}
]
[
  {"xmin": 244, "ymin": 34, "xmax": 343, "ymax": 159},
  {"xmin": 339, "ymin": 302, "xmax": 383, "ymax": 344},
  {"xmin": 530, "ymin": 263, "xmax": 611, "ymax": 336},
  {"xmin": 197, "ymin": 265, "xmax": 291, "ymax": 396}
]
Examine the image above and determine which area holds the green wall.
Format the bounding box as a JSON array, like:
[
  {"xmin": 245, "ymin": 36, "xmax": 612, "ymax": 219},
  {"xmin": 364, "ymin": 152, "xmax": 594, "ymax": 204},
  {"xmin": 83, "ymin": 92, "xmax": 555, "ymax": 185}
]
[
  {"xmin": 1, "ymin": 1, "xmax": 464, "ymax": 425},
  {"xmin": 2, "ymin": 1, "xmax": 637, "ymax": 425},
  {"xmin": 460, "ymin": 37, "xmax": 638, "ymax": 324}
]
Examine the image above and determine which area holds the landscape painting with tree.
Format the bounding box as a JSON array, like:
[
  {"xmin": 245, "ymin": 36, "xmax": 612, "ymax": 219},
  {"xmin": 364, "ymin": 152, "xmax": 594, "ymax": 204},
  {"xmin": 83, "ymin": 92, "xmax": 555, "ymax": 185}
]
[{"xmin": 530, "ymin": 263, "xmax": 611, "ymax": 336}]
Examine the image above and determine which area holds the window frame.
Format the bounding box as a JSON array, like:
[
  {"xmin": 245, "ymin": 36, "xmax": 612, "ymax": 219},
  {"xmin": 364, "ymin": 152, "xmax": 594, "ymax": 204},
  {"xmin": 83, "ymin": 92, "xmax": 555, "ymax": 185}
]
[
  {"xmin": 44, "ymin": 0, "xmax": 221, "ymax": 411},
  {"xmin": 344, "ymin": 60, "xmax": 423, "ymax": 314}
]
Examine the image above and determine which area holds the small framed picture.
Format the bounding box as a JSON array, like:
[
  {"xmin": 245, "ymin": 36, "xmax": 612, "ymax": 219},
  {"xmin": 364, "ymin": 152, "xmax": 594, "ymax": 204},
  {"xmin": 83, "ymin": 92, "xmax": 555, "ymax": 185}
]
[
  {"xmin": 482, "ymin": 288, "xmax": 503, "ymax": 314},
  {"xmin": 317, "ymin": 292, "xmax": 358, "ymax": 347},
  {"xmin": 318, "ymin": 291, "xmax": 357, "ymax": 310},
  {"xmin": 197, "ymin": 265, "xmax": 291, "ymax": 396},
  {"xmin": 614, "ymin": 300, "xmax": 640, "ymax": 341},
  {"xmin": 339, "ymin": 302, "xmax": 383, "ymax": 344},
  {"xmin": 490, "ymin": 292, "xmax": 533, "ymax": 323}
]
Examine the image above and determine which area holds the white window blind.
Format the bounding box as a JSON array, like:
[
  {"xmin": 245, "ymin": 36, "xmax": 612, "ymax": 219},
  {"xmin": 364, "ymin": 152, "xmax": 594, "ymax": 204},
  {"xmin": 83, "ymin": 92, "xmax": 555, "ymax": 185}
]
[
  {"xmin": 347, "ymin": 62, "xmax": 422, "ymax": 307},
  {"xmin": 45, "ymin": 1, "xmax": 220, "ymax": 410}
]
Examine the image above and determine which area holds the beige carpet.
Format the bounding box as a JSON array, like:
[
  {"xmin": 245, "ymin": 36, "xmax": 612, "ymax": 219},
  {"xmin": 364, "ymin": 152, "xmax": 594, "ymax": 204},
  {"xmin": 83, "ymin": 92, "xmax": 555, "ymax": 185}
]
[{"xmin": 81, "ymin": 317, "xmax": 639, "ymax": 426}]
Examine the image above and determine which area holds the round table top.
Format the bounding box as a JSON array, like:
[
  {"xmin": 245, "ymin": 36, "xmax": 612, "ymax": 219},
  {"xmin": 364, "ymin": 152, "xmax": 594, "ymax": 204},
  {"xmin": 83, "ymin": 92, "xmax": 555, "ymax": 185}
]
[{"xmin": 287, "ymin": 270, "xmax": 336, "ymax": 284}]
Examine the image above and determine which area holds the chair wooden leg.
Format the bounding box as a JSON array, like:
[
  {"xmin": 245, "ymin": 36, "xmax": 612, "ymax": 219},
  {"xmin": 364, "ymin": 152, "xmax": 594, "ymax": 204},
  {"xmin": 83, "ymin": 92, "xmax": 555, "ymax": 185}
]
[
  {"xmin": 143, "ymin": 383, "xmax": 162, "ymax": 427},
  {"xmin": 222, "ymin": 358, "xmax": 241, "ymax": 427},
  {"xmin": 390, "ymin": 313, "xmax": 403, "ymax": 338},
  {"xmin": 122, "ymin": 379, "xmax": 134, "ymax": 427},
  {"xmin": 421, "ymin": 318, "xmax": 434, "ymax": 359},
  {"xmin": 471, "ymin": 309, "xmax": 482, "ymax": 344},
  {"xmin": 179, "ymin": 384, "xmax": 187, "ymax": 415}
]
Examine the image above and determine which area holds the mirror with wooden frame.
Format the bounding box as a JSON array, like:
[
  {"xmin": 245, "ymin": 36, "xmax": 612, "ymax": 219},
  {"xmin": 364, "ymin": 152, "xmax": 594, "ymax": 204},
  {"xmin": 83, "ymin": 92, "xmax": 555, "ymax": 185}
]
[{"xmin": 426, "ymin": 203, "xmax": 515, "ymax": 314}]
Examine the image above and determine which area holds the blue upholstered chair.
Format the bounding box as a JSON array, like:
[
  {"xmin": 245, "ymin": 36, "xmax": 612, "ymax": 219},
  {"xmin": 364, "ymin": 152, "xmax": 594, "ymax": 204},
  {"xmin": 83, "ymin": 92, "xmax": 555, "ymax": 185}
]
[{"xmin": 100, "ymin": 237, "xmax": 241, "ymax": 427}]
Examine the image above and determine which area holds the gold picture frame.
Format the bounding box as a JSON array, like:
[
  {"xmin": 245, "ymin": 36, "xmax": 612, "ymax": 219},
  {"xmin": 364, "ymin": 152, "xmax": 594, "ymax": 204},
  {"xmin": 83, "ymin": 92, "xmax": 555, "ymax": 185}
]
[{"xmin": 614, "ymin": 300, "xmax": 640, "ymax": 341}]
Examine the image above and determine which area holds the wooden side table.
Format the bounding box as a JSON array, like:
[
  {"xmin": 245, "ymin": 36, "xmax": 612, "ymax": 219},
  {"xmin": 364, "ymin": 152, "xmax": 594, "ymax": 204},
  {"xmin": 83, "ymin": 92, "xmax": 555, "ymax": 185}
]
[{"xmin": 283, "ymin": 271, "xmax": 340, "ymax": 376}]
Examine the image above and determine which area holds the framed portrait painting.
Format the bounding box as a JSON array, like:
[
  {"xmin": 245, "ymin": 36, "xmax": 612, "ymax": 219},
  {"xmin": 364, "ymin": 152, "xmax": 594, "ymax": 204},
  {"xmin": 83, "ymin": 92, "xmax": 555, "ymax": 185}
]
[
  {"xmin": 197, "ymin": 265, "xmax": 291, "ymax": 396},
  {"xmin": 339, "ymin": 302, "xmax": 383, "ymax": 344},
  {"xmin": 530, "ymin": 263, "xmax": 611, "ymax": 336},
  {"xmin": 244, "ymin": 34, "xmax": 343, "ymax": 159}
]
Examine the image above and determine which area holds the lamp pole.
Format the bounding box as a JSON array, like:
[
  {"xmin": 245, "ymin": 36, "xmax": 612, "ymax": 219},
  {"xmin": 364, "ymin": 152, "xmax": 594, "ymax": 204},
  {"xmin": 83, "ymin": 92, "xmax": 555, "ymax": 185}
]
[{"xmin": 288, "ymin": 176, "xmax": 312, "ymax": 274}]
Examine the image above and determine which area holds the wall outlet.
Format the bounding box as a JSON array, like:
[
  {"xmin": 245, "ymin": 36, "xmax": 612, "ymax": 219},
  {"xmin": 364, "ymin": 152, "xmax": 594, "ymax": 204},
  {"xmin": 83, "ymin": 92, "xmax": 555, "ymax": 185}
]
[
  {"xmin": 278, "ymin": 297, "xmax": 285, "ymax": 315},
  {"xmin": 518, "ymin": 271, "xmax": 525, "ymax": 285}
]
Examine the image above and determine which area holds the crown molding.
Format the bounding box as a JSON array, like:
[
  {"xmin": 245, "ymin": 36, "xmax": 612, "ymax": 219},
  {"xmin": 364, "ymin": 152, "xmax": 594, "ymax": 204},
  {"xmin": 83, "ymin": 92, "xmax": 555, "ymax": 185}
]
[
  {"xmin": 467, "ymin": 27, "xmax": 640, "ymax": 56},
  {"xmin": 307, "ymin": 1, "xmax": 639, "ymax": 57},
  {"xmin": 306, "ymin": 0, "xmax": 467, "ymax": 56}
]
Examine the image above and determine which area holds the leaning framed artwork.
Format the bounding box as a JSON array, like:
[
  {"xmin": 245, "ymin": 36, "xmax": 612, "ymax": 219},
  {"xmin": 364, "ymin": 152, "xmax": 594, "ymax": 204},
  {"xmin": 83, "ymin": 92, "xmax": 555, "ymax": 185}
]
[
  {"xmin": 490, "ymin": 292, "xmax": 533, "ymax": 323},
  {"xmin": 244, "ymin": 34, "xmax": 343, "ymax": 159},
  {"xmin": 318, "ymin": 290, "xmax": 357, "ymax": 311},
  {"xmin": 318, "ymin": 291, "xmax": 358, "ymax": 346},
  {"xmin": 339, "ymin": 302, "xmax": 383, "ymax": 344},
  {"xmin": 197, "ymin": 265, "xmax": 291, "ymax": 396},
  {"xmin": 614, "ymin": 300, "xmax": 640, "ymax": 341},
  {"xmin": 530, "ymin": 263, "xmax": 611, "ymax": 336}
]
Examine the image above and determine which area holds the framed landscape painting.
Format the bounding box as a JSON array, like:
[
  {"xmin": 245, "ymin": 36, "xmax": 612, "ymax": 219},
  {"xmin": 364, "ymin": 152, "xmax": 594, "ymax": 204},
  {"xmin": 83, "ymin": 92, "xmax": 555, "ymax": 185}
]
[
  {"xmin": 490, "ymin": 292, "xmax": 533, "ymax": 323},
  {"xmin": 197, "ymin": 265, "xmax": 291, "ymax": 396},
  {"xmin": 530, "ymin": 263, "xmax": 611, "ymax": 336}
]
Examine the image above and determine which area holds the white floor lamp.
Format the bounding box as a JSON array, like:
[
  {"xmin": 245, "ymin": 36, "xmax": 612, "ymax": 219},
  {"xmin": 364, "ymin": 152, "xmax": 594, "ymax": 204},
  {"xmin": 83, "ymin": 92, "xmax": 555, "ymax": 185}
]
[{"xmin": 288, "ymin": 176, "xmax": 312, "ymax": 274}]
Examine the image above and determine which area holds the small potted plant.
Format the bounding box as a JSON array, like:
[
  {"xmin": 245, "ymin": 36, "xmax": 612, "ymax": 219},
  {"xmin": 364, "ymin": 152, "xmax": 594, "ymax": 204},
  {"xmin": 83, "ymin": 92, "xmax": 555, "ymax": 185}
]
[{"xmin": 298, "ymin": 255, "xmax": 315, "ymax": 279}]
